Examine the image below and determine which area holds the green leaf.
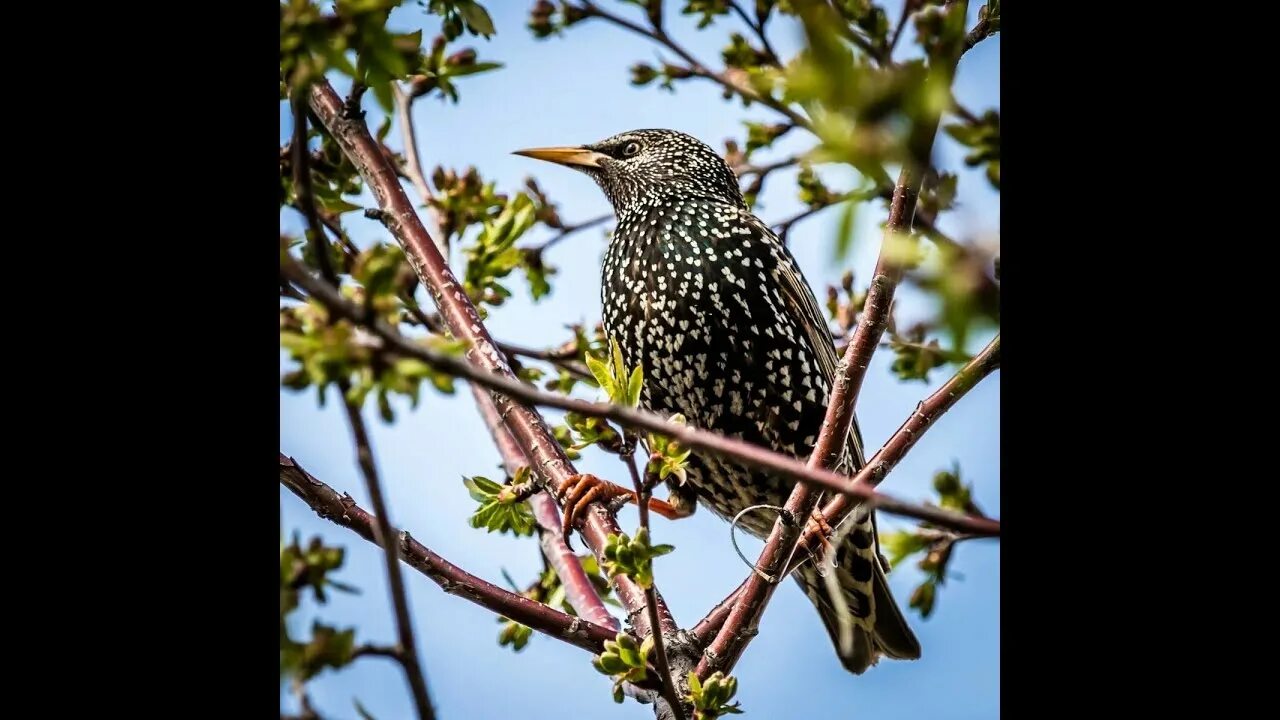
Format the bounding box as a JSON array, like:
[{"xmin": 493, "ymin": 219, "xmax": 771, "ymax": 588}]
[
  {"xmin": 464, "ymin": 475, "xmax": 502, "ymax": 501},
  {"xmin": 610, "ymin": 337, "xmax": 626, "ymax": 382},
  {"xmin": 463, "ymin": 475, "xmax": 535, "ymax": 536},
  {"xmin": 626, "ymin": 366, "xmax": 643, "ymax": 408},
  {"xmin": 687, "ymin": 669, "xmax": 744, "ymax": 718},
  {"xmin": 458, "ymin": 1, "xmax": 496, "ymax": 37},
  {"xmin": 585, "ymin": 354, "xmax": 615, "ymax": 398},
  {"xmin": 446, "ymin": 61, "xmax": 503, "ymax": 78},
  {"xmin": 834, "ymin": 197, "xmax": 858, "ymax": 260},
  {"xmin": 601, "ymin": 528, "xmax": 674, "ymax": 589},
  {"xmin": 910, "ymin": 580, "xmax": 938, "ymax": 618},
  {"xmin": 687, "ymin": 670, "xmax": 702, "ymax": 697},
  {"xmin": 880, "ymin": 530, "xmax": 929, "ymax": 569}
]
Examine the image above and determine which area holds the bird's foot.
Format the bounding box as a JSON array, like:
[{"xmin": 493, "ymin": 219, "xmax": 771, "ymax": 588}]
[
  {"xmin": 559, "ymin": 474, "xmax": 696, "ymax": 541},
  {"xmin": 559, "ymin": 473, "xmax": 634, "ymax": 538},
  {"xmin": 801, "ymin": 508, "xmax": 837, "ymax": 574}
]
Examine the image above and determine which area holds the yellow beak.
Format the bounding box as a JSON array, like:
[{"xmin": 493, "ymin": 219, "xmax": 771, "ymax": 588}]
[{"xmin": 512, "ymin": 145, "xmax": 607, "ymax": 168}]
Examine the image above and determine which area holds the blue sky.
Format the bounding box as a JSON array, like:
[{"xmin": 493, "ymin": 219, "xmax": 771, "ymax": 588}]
[{"xmin": 281, "ymin": 2, "xmax": 999, "ymax": 717}]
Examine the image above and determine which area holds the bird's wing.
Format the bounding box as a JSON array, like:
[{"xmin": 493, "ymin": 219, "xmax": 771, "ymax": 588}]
[{"xmin": 747, "ymin": 212, "xmax": 867, "ymax": 469}]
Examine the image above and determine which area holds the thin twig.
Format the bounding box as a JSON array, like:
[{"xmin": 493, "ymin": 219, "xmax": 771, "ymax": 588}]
[
  {"xmin": 392, "ymin": 83, "xmax": 447, "ymax": 255},
  {"xmin": 729, "ymin": 0, "xmax": 779, "ymax": 65},
  {"xmin": 352, "ymin": 644, "xmax": 403, "ymax": 661},
  {"xmin": 736, "ymin": 154, "xmax": 799, "ymax": 179},
  {"xmin": 623, "ymin": 446, "xmax": 686, "ymax": 720},
  {"xmin": 772, "ymin": 186, "xmax": 883, "ymax": 244},
  {"xmin": 772, "ymin": 202, "xmax": 839, "ymax": 245},
  {"xmin": 290, "ymin": 96, "xmax": 339, "ymax": 286},
  {"xmin": 525, "ymin": 214, "xmax": 612, "ymax": 255},
  {"xmin": 338, "ymin": 399, "xmax": 436, "ymax": 720},
  {"xmin": 576, "ymin": 1, "xmax": 812, "ymax": 130},
  {"xmin": 281, "ymin": 250, "xmax": 998, "ymax": 537},
  {"xmin": 291, "ymin": 95, "xmax": 433, "ymax": 713},
  {"xmin": 280, "ymin": 453, "xmax": 619, "ymax": 654},
  {"xmin": 886, "ymin": 0, "xmax": 916, "ymax": 60}
]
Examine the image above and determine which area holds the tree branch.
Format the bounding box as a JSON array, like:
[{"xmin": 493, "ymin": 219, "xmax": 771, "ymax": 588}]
[
  {"xmin": 280, "ymin": 453, "xmax": 619, "ymax": 655},
  {"xmin": 392, "ymin": 82, "xmax": 448, "ymax": 255},
  {"xmin": 470, "ymin": 383, "xmax": 619, "ymax": 631},
  {"xmin": 964, "ymin": 9, "xmax": 999, "ymax": 53},
  {"xmin": 886, "ymin": 0, "xmax": 916, "ymax": 60},
  {"xmin": 690, "ymin": 584, "xmax": 742, "ymax": 648},
  {"xmin": 352, "ymin": 644, "xmax": 403, "ymax": 661},
  {"xmin": 338, "ymin": 398, "xmax": 436, "ymax": 720},
  {"xmin": 772, "ymin": 200, "xmax": 840, "ymax": 245},
  {"xmin": 305, "ymin": 79, "xmax": 677, "ymax": 640},
  {"xmin": 281, "ymin": 251, "xmax": 996, "ymax": 537},
  {"xmin": 794, "ymin": 333, "xmax": 1001, "ymax": 566}
]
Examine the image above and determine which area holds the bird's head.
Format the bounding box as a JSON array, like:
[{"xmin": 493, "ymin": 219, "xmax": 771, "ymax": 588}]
[{"xmin": 514, "ymin": 129, "xmax": 744, "ymax": 213}]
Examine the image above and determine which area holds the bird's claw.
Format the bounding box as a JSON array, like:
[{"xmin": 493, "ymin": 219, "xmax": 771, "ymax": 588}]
[
  {"xmin": 802, "ymin": 508, "xmax": 837, "ymax": 573},
  {"xmin": 559, "ymin": 473, "xmax": 634, "ymax": 540}
]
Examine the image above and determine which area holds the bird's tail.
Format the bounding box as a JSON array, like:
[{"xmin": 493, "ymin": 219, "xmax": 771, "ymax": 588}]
[{"xmin": 793, "ymin": 509, "xmax": 922, "ymax": 675}]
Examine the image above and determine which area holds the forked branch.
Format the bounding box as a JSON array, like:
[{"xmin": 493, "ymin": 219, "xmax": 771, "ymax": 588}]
[{"xmin": 280, "ymin": 453, "xmax": 618, "ymax": 654}]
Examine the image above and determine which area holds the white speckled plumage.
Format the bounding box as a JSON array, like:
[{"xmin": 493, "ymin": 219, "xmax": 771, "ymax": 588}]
[{"xmin": 532, "ymin": 128, "xmax": 920, "ymax": 674}]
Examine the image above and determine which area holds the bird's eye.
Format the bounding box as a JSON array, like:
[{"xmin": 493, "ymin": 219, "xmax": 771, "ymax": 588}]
[{"xmin": 621, "ymin": 141, "xmax": 642, "ymax": 157}]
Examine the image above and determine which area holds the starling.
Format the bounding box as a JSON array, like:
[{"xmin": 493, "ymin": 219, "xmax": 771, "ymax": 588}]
[{"xmin": 516, "ymin": 129, "xmax": 920, "ymax": 674}]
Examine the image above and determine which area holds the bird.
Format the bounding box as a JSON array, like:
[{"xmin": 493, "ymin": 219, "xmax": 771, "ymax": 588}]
[{"xmin": 514, "ymin": 129, "xmax": 920, "ymax": 675}]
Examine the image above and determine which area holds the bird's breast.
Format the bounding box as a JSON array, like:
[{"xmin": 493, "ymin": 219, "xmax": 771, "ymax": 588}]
[{"xmin": 601, "ymin": 201, "xmax": 831, "ymax": 456}]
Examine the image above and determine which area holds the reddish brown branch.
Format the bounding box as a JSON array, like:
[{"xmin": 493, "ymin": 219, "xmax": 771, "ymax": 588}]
[
  {"xmin": 795, "ymin": 333, "xmax": 1001, "ymax": 565},
  {"xmin": 282, "ymin": 250, "xmax": 998, "ymax": 537},
  {"xmin": 470, "ymin": 383, "xmax": 619, "ymax": 632},
  {"xmin": 691, "ymin": 585, "xmax": 743, "ymax": 648},
  {"xmin": 841, "ymin": 273, "xmax": 896, "ymax": 410},
  {"xmin": 280, "ymin": 453, "xmax": 618, "ymax": 655},
  {"xmin": 338, "ymin": 399, "xmax": 436, "ymax": 720},
  {"xmin": 306, "ymin": 80, "xmax": 676, "ymax": 639}
]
